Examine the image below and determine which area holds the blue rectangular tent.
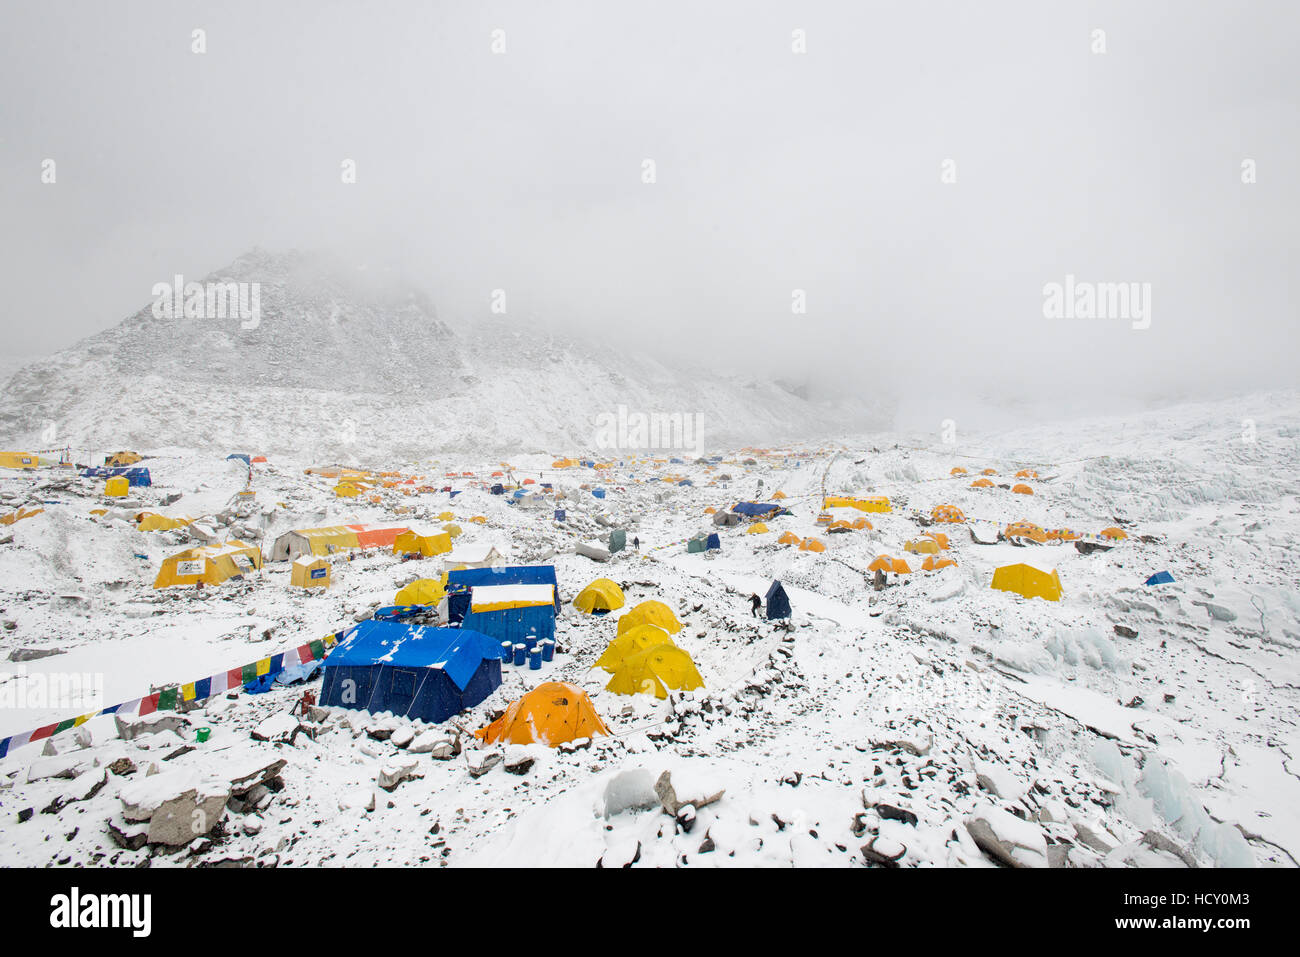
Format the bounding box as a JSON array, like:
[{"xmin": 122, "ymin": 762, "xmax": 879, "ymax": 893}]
[
  {"xmin": 319, "ymin": 620, "xmax": 505, "ymax": 723},
  {"xmin": 733, "ymin": 502, "xmax": 782, "ymax": 518},
  {"xmin": 706, "ymin": 533, "xmax": 721, "ymax": 550},
  {"xmin": 462, "ymin": 595, "xmax": 555, "ymax": 649},
  {"xmin": 80, "ymin": 466, "xmax": 152, "ymax": 487},
  {"xmin": 446, "ymin": 565, "xmax": 561, "ymax": 622}
]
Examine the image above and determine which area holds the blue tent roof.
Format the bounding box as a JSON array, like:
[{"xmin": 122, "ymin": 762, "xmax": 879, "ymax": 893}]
[
  {"xmin": 705, "ymin": 533, "xmax": 720, "ymax": 550},
  {"xmin": 226, "ymin": 453, "xmax": 250, "ymax": 464},
  {"xmin": 765, "ymin": 580, "xmax": 791, "ymax": 619},
  {"xmin": 447, "ymin": 565, "xmax": 560, "ymax": 609},
  {"xmin": 592, "ymin": 488, "xmax": 606, "ymax": 499},
  {"xmin": 733, "ymin": 502, "xmax": 780, "ymax": 517},
  {"xmin": 1144, "ymin": 571, "xmax": 1176, "ymax": 586},
  {"xmin": 327, "ymin": 621, "xmax": 505, "ymax": 690},
  {"xmin": 80, "ymin": 466, "xmax": 151, "ymax": 487}
]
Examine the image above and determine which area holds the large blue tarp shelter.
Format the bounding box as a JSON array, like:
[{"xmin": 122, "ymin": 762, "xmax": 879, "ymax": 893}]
[
  {"xmin": 733, "ymin": 502, "xmax": 783, "ymax": 518},
  {"xmin": 462, "ymin": 597, "xmax": 555, "ymax": 650},
  {"xmin": 80, "ymin": 466, "xmax": 152, "ymax": 487},
  {"xmin": 320, "ymin": 621, "xmax": 505, "ymax": 723}
]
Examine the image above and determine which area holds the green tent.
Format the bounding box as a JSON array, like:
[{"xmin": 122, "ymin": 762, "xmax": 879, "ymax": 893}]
[
  {"xmin": 686, "ymin": 536, "xmax": 707, "ymax": 554},
  {"xmin": 609, "ymin": 529, "xmax": 627, "ymax": 553}
]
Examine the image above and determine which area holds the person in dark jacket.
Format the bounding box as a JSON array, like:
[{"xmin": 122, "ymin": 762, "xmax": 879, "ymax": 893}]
[
  {"xmin": 633, "ymin": 536, "xmax": 640, "ymax": 550},
  {"xmin": 750, "ymin": 593, "xmax": 763, "ymax": 617}
]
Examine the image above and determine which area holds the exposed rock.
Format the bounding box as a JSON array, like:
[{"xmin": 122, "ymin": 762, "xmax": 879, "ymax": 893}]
[
  {"xmin": 967, "ymin": 808, "xmax": 1048, "ymax": 868},
  {"xmin": 377, "ymin": 759, "xmax": 422, "ymax": 791},
  {"xmin": 114, "ymin": 712, "xmax": 191, "ymax": 741}
]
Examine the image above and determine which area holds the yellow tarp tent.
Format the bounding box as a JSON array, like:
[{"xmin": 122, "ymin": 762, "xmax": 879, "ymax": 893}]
[
  {"xmin": 824, "ymin": 495, "xmax": 891, "ymax": 513},
  {"xmin": 475, "ymin": 681, "xmax": 609, "ymax": 747},
  {"xmin": 153, "ymin": 541, "xmax": 263, "ymax": 589},
  {"xmin": 616, "ymin": 600, "xmax": 682, "ymax": 636},
  {"xmin": 334, "ymin": 482, "xmax": 363, "ymax": 498},
  {"xmin": 0, "ymin": 506, "xmax": 44, "ymax": 527},
  {"xmin": 574, "ymin": 578, "xmax": 625, "ymax": 613},
  {"xmin": 106, "ymin": 451, "xmax": 143, "ymax": 467},
  {"xmin": 105, "ymin": 476, "xmax": 129, "ymax": 497},
  {"xmin": 290, "ymin": 555, "xmax": 330, "ymax": 589},
  {"xmin": 136, "ymin": 512, "xmax": 192, "ymax": 532},
  {"xmin": 606, "ymin": 644, "xmax": 704, "ymax": 699},
  {"xmin": 0, "ymin": 452, "xmax": 38, "ymax": 470},
  {"xmin": 393, "ymin": 528, "xmax": 453, "ymax": 557},
  {"xmin": 394, "ymin": 577, "xmax": 447, "ymax": 606},
  {"xmin": 991, "ymin": 563, "xmax": 1062, "ymax": 602}
]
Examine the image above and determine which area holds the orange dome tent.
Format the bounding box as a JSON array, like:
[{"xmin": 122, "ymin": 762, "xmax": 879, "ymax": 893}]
[
  {"xmin": 1011, "ymin": 484, "xmax": 1034, "ymax": 495},
  {"xmin": 475, "ymin": 681, "xmax": 609, "ymax": 747},
  {"xmin": 950, "ymin": 467, "xmax": 968, "ymax": 476},
  {"xmin": 930, "ymin": 504, "xmax": 966, "ymax": 523},
  {"xmin": 1099, "ymin": 526, "xmax": 1129, "ymax": 541},
  {"xmin": 970, "ymin": 478, "xmax": 994, "ymax": 489},
  {"xmin": 922, "ymin": 555, "xmax": 958, "ymax": 571},
  {"xmin": 1005, "ymin": 520, "xmax": 1049, "ymax": 543}
]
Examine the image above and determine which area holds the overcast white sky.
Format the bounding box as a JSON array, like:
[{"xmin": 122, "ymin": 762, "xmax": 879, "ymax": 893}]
[{"xmin": 1, "ymin": 0, "xmax": 1296, "ymax": 412}]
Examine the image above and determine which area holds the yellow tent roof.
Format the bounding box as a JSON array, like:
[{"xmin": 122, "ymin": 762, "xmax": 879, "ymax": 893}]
[
  {"xmin": 991, "ymin": 563, "xmax": 1061, "ymax": 601},
  {"xmin": 778, "ymin": 531, "xmax": 802, "ymax": 545},
  {"xmin": 394, "ymin": 577, "xmax": 446, "ymax": 606},
  {"xmin": 105, "ymin": 476, "xmax": 129, "ymax": 497},
  {"xmin": 922, "ymin": 555, "xmax": 958, "ymax": 571},
  {"xmin": 1011, "ymin": 484, "xmax": 1034, "ymax": 495},
  {"xmin": 799, "ymin": 538, "xmax": 826, "ymax": 552},
  {"xmin": 616, "ymin": 600, "xmax": 682, "ymax": 636},
  {"xmin": 606, "ymin": 644, "xmax": 704, "ymax": 699},
  {"xmin": 930, "ymin": 504, "xmax": 966, "ymax": 523},
  {"xmin": 475, "ymin": 681, "xmax": 609, "ymax": 746},
  {"xmin": 153, "ymin": 541, "xmax": 263, "ymax": 589},
  {"xmin": 904, "ymin": 538, "xmax": 940, "ymax": 554},
  {"xmin": 137, "ymin": 512, "xmax": 192, "ymax": 532},
  {"xmin": 393, "ymin": 529, "xmax": 453, "ymax": 557},
  {"xmin": 573, "ymin": 578, "xmax": 625, "ymax": 613},
  {"xmin": 970, "ymin": 478, "xmax": 994, "ymax": 488},
  {"xmin": 747, "ymin": 522, "xmax": 769, "ymax": 534}
]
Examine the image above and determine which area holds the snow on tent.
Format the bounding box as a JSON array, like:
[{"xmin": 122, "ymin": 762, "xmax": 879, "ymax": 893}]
[
  {"xmin": 922, "ymin": 556, "xmax": 958, "ymax": 571},
  {"xmin": 475, "ymin": 681, "xmax": 609, "ymax": 747},
  {"xmin": 923, "ymin": 531, "xmax": 950, "ymax": 549},
  {"xmin": 712, "ymin": 510, "xmax": 741, "ymax": 526},
  {"xmin": 930, "ymin": 505, "xmax": 966, "ymax": 523},
  {"xmin": 1144, "ymin": 571, "xmax": 1176, "ymax": 586},
  {"xmin": 617, "ymin": 600, "xmax": 682, "ymax": 636},
  {"xmin": 445, "ymin": 565, "xmax": 560, "ymax": 624},
  {"xmin": 0, "ymin": 506, "xmax": 43, "ymax": 527},
  {"xmin": 982, "ymin": 468, "xmax": 997, "ymax": 475},
  {"xmin": 605, "ymin": 644, "xmax": 704, "ymax": 699},
  {"xmin": 778, "ymin": 531, "xmax": 802, "ymax": 546},
  {"xmin": 574, "ymin": 578, "xmax": 625, "ymax": 614},
  {"xmin": 991, "ymin": 563, "xmax": 1062, "ymax": 602},
  {"xmin": 904, "ymin": 538, "xmax": 940, "ymax": 554},
  {"xmin": 441, "ymin": 543, "xmax": 502, "ymax": 572},
  {"xmin": 595, "ymin": 624, "xmax": 673, "ymax": 671},
  {"xmin": 392, "ymin": 525, "xmax": 453, "ymax": 558},
  {"xmin": 269, "ymin": 524, "xmax": 411, "ymax": 561},
  {"xmin": 320, "ymin": 621, "xmax": 505, "ymax": 724},
  {"xmin": 290, "ymin": 555, "xmax": 330, "ymax": 589},
  {"xmin": 395, "ymin": 577, "xmax": 446, "ymax": 607},
  {"xmin": 0, "ymin": 452, "xmax": 41, "ymax": 470},
  {"xmin": 153, "ymin": 541, "xmax": 263, "ymax": 588},
  {"xmin": 461, "ymin": 584, "xmax": 556, "ymax": 648},
  {"xmin": 799, "ymin": 538, "xmax": 826, "ymax": 552},
  {"xmin": 759, "ymin": 581, "xmax": 789, "ymax": 620}
]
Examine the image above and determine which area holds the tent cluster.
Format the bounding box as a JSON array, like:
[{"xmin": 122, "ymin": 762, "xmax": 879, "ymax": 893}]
[
  {"xmin": 823, "ymin": 495, "xmax": 891, "ymax": 513},
  {"xmin": 269, "ymin": 524, "xmax": 414, "ymax": 561}
]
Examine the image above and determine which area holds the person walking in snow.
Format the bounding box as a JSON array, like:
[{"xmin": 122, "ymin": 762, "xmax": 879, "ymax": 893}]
[
  {"xmin": 750, "ymin": 593, "xmax": 763, "ymax": 617},
  {"xmin": 633, "ymin": 536, "xmax": 640, "ymax": 550}
]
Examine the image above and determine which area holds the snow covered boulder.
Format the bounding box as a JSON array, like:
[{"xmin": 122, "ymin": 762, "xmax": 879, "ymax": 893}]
[
  {"xmin": 966, "ymin": 807, "xmax": 1049, "ymax": 868},
  {"xmin": 118, "ymin": 767, "xmax": 230, "ymax": 846},
  {"xmin": 600, "ymin": 769, "xmax": 660, "ymax": 818}
]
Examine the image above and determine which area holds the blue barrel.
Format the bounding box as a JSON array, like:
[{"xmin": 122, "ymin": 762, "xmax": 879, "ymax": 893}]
[
  {"xmin": 512, "ymin": 643, "xmax": 527, "ymax": 666},
  {"xmin": 500, "ymin": 641, "xmax": 513, "ymax": 664},
  {"xmin": 541, "ymin": 639, "xmax": 555, "ymax": 662},
  {"xmin": 528, "ymin": 646, "xmax": 543, "ymax": 670}
]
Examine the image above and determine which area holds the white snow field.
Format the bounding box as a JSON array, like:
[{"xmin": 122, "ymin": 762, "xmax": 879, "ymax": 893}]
[{"xmin": 0, "ymin": 391, "xmax": 1296, "ymax": 868}]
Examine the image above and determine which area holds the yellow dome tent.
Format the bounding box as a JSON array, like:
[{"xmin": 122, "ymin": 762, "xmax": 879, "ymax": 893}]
[
  {"xmin": 442, "ymin": 523, "xmax": 463, "ymax": 539},
  {"xmin": 747, "ymin": 522, "xmax": 770, "ymax": 535},
  {"xmin": 922, "ymin": 531, "xmax": 950, "ymax": 549},
  {"xmin": 930, "ymin": 504, "xmax": 966, "ymax": 523},
  {"xmin": 476, "ymin": 681, "xmax": 609, "ymax": 747},
  {"xmin": 596, "ymin": 624, "xmax": 673, "ymax": 671},
  {"xmin": 1005, "ymin": 521, "xmax": 1048, "ymax": 543},
  {"xmin": 982, "ymin": 468, "xmax": 997, "ymax": 476},
  {"xmin": 106, "ymin": 451, "xmax": 142, "ymax": 467},
  {"xmin": 922, "ymin": 555, "xmax": 958, "ymax": 571},
  {"xmin": 334, "ymin": 482, "xmax": 363, "ymax": 498},
  {"xmin": 1015, "ymin": 469, "xmax": 1039, "ymax": 479},
  {"xmin": 394, "ymin": 577, "xmax": 447, "ymax": 606},
  {"xmin": 970, "ymin": 478, "xmax": 994, "ymax": 488},
  {"xmin": 617, "ymin": 600, "xmax": 682, "ymax": 636},
  {"xmin": 869, "ymin": 555, "xmax": 911, "ymax": 574},
  {"xmin": 799, "ymin": 538, "xmax": 827, "ymax": 552},
  {"xmin": 136, "ymin": 512, "xmax": 192, "ymax": 532},
  {"xmin": 153, "ymin": 541, "xmax": 263, "ymax": 589},
  {"xmin": 469, "ymin": 515, "xmax": 488, "ymax": 524},
  {"xmin": 437, "ymin": 511, "xmax": 455, "ymax": 521},
  {"xmin": 905, "ymin": 538, "xmax": 940, "ymax": 554},
  {"xmin": 950, "ymin": 467, "xmax": 968, "ymax": 476},
  {"xmin": 778, "ymin": 531, "xmax": 802, "ymax": 546},
  {"xmin": 991, "ymin": 563, "xmax": 1062, "ymax": 602},
  {"xmin": 574, "ymin": 578, "xmax": 625, "ymax": 614},
  {"xmin": 606, "ymin": 644, "xmax": 704, "ymax": 699}
]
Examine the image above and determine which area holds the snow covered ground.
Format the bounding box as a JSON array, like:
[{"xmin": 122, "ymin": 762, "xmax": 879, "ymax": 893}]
[{"xmin": 0, "ymin": 390, "xmax": 1296, "ymax": 867}]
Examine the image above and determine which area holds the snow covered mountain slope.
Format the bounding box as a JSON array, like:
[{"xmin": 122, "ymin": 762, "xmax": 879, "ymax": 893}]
[{"xmin": 0, "ymin": 249, "xmax": 878, "ymax": 457}]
